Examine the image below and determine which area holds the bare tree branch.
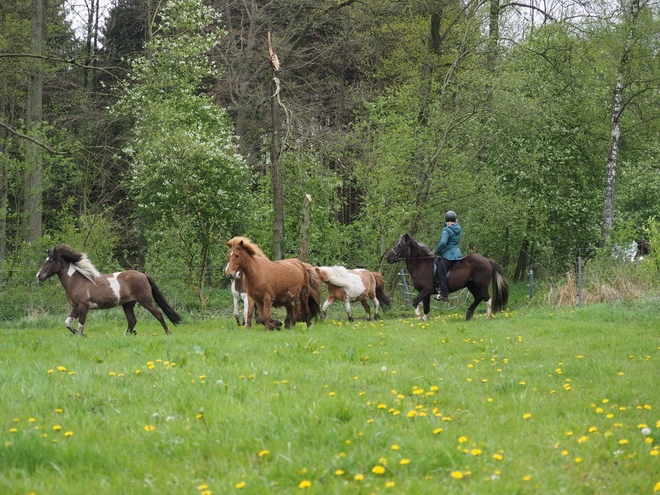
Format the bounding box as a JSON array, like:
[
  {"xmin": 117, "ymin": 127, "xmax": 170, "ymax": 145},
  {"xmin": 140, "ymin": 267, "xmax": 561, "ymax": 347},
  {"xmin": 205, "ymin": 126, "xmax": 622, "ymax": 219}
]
[{"xmin": 0, "ymin": 121, "xmax": 70, "ymax": 155}]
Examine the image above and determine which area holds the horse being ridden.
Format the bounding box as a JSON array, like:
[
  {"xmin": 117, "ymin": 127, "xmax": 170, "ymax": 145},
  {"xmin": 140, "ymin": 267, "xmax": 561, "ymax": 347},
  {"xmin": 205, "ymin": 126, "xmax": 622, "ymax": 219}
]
[
  {"xmin": 36, "ymin": 245, "xmax": 182, "ymax": 336},
  {"xmin": 315, "ymin": 266, "xmax": 391, "ymax": 321},
  {"xmin": 225, "ymin": 237, "xmax": 321, "ymax": 331},
  {"xmin": 386, "ymin": 234, "xmax": 508, "ymax": 320}
]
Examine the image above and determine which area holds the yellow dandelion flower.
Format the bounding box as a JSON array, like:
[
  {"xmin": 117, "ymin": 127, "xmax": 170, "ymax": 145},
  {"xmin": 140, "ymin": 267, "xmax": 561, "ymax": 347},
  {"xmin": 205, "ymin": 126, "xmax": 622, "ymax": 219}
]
[
  {"xmin": 335, "ymin": 470, "xmax": 344, "ymax": 475},
  {"xmin": 258, "ymin": 450, "xmax": 269, "ymax": 457},
  {"xmin": 144, "ymin": 425, "xmax": 155, "ymax": 432},
  {"xmin": 53, "ymin": 425, "xmax": 62, "ymax": 431},
  {"xmin": 197, "ymin": 484, "xmax": 208, "ymax": 490},
  {"xmin": 354, "ymin": 474, "xmax": 364, "ymax": 481},
  {"xmin": 619, "ymin": 439, "xmax": 629, "ymax": 444},
  {"xmin": 391, "ymin": 445, "xmax": 400, "ymax": 450},
  {"xmin": 235, "ymin": 482, "xmax": 246, "ymax": 489},
  {"xmin": 523, "ymin": 413, "xmax": 531, "ymax": 419},
  {"xmin": 451, "ymin": 471, "xmax": 464, "ymax": 479},
  {"xmin": 471, "ymin": 449, "xmax": 482, "ymax": 456},
  {"xmin": 400, "ymin": 459, "xmax": 410, "ymax": 465},
  {"xmin": 64, "ymin": 431, "xmax": 73, "ymax": 436},
  {"xmin": 298, "ymin": 480, "xmax": 311, "ymax": 489},
  {"xmin": 433, "ymin": 428, "xmax": 443, "ymax": 434},
  {"xmin": 522, "ymin": 475, "xmax": 531, "ymax": 481},
  {"xmin": 372, "ymin": 465, "xmax": 386, "ymax": 474},
  {"xmin": 493, "ymin": 454, "xmax": 503, "ymax": 460},
  {"xmin": 385, "ymin": 481, "xmax": 396, "ymax": 487},
  {"xmin": 575, "ymin": 457, "xmax": 582, "ymax": 463},
  {"xmin": 201, "ymin": 491, "xmax": 212, "ymax": 495},
  {"xmin": 578, "ymin": 436, "xmax": 588, "ymax": 443},
  {"xmin": 458, "ymin": 436, "xmax": 468, "ymax": 443},
  {"xmin": 57, "ymin": 366, "xmax": 67, "ymax": 371},
  {"xmin": 406, "ymin": 410, "xmax": 417, "ymax": 418}
]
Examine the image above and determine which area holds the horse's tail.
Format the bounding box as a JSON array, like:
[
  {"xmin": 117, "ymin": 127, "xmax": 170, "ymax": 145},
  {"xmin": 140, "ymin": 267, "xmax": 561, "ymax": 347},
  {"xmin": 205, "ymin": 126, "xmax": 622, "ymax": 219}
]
[
  {"xmin": 372, "ymin": 272, "xmax": 392, "ymax": 309},
  {"xmin": 489, "ymin": 261, "xmax": 509, "ymax": 314},
  {"xmin": 305, "ymin": 266, "xmax": 322, "ymax": 320},
  {"xmin": 147, "ymin": 276, "xmax": 183, "ymax": 325}
]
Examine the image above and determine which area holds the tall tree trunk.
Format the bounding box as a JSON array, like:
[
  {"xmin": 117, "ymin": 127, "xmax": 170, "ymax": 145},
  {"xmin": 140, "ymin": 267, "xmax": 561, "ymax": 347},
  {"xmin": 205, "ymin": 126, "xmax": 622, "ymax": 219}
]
[
  {"xmin": 270, "ymin": 75, "xmax": 283, "ymax": 260},
  {"xmin": 299, "ymin": 194, "xmax": 312, "ymax": 262},
  {"xmin": 24, "ymin": 0, "xmax": 47, "ymax": 244},
  {"xmin": 601, "ymin": 0, "xmax": 640, "ymax": 242}
]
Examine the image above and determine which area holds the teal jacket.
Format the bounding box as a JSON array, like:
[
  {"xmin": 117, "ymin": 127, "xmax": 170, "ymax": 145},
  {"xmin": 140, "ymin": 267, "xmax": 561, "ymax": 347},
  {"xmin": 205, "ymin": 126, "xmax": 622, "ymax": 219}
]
[{"xmin": 434, "ymin": 223, "xmax": 463, "ymax": 260}]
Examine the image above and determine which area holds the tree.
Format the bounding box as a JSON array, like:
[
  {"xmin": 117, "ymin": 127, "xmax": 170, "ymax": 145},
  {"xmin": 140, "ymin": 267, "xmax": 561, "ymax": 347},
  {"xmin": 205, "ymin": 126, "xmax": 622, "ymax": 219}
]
[{"xmin": 116, "ymin": 0, "xmax": 249, "ymax": 309}]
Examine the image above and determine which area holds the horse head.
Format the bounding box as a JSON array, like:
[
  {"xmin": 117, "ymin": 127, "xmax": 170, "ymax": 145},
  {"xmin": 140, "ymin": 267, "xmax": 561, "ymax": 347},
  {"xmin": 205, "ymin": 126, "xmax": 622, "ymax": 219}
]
[
  {"xmin": 386, "ymin": 234, "xmax": 410, "ymax": 264},
  {"xmin": 36, "ymin": 247, "xmax": 63, "ymax": 282},
  {"xmin": 315, "ymin": 267, "xmax": 330, "ymax": 282}
]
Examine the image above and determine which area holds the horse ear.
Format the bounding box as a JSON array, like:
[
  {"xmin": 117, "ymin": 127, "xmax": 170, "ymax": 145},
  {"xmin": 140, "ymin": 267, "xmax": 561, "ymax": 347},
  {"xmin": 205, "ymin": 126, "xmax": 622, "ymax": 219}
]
[
  {"xmin": 226, "ymin": 241, "xmax": 231, "ymax": 247},
  {"xmin": 239, "ymin": 240, "xmax": 245, "ymax": 247}
]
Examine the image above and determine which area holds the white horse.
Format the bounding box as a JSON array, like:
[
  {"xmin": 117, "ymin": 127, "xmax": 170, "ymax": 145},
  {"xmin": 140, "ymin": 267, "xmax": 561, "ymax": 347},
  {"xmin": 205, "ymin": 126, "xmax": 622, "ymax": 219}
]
[
  {"xmin": 230, "ymin": 270, "xmax": 251, "ymax": 326},
  {"xmin": 315, "ymin": 266, "xmax": 390, "ymax": 321}
]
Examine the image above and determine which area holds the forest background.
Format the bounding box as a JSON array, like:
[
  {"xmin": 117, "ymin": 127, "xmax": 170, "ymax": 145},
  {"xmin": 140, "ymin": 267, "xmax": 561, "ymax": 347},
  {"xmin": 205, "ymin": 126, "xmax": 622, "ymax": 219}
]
[{"xmin": 1, "ymin": 0, "xmax": 660, "ymax": 314}]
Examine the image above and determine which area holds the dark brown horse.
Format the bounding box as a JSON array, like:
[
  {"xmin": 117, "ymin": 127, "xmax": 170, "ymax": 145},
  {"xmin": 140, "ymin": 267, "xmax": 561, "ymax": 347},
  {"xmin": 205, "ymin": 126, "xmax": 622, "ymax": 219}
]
[
  {"xmin": 386, "ymin": 234, "xmax": 508, "ymax": 320},
  {"xmin": 36, "ymin": 245, "xmax": 182, "ymax": 336},
  {"xmin": 225, "ymin": 237, "xmax": 321, "ymax": 330}
]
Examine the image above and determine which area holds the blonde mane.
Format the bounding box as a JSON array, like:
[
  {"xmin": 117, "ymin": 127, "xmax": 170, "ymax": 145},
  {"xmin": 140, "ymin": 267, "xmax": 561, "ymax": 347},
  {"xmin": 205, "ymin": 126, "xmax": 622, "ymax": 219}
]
[
  {"xmin": 72, "ymin": 253, "xmax": 101, "ymax": 282},
  {"xmin": 227, "ymin": 236, "xmax": 269, "ymax": 259}
]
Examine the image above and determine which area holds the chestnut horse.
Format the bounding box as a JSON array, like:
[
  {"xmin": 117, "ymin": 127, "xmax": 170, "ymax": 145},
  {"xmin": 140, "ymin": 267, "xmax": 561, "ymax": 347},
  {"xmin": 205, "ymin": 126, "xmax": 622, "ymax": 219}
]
[
  {"xmin": 315, "ymin": 266, "xmax": 391, "ymax": 321},
  {"xmin": 225, "ymin": 237, "xmax": 321, "ymax": 330},
  {"xmin": 36, "ymin": 245, "xmax": 182, "ymax": 336},
  {"xmin": 386, "ymin": 234, "xmax": 508, "ymax": 320}
]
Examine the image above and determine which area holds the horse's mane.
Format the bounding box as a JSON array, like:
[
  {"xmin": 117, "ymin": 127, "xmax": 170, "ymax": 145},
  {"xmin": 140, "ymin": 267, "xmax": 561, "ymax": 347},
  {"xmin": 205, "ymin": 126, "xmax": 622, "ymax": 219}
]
[
  {"xmin": 227, "ymin": 236, "xmax": 269, "ymax": 259},
  {"xmin": 318, "ymin": 265, "xmax": 365, "ymax": 289},
  {"xmin": 55, "ymin": 245, "xmax": 101, "ymax": 282},
  {"xmin": 406, "ymin": 235, "xmax": 434, "ymax": 257}
]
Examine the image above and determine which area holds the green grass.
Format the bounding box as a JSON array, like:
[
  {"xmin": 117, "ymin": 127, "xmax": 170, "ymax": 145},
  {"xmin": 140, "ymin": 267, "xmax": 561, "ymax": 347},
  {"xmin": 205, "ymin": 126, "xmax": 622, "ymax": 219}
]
[{"xmin": 1, "ymin": 298, "xmax": 659, "ymax": 494}]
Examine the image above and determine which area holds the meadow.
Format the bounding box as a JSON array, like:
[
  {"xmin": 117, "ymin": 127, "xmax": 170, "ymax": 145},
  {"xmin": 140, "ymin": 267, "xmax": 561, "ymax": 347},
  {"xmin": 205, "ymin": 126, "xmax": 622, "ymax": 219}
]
[{"xmin": 1, "ymin": 297, "xmax": 659, "ymax": 495}]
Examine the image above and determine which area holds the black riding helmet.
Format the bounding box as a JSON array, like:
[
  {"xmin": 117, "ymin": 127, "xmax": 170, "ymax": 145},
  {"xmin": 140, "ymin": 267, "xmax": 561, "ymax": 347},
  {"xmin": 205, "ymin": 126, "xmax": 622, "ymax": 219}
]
[{"xmin": 445, "ymin": 210, "xmax": 457, "ymax": 222}]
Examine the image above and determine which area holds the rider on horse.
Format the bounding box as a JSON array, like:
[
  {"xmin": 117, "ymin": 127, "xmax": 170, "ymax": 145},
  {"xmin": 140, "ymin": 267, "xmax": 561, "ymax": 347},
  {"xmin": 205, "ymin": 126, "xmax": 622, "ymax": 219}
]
[{"xmin": 434, "ymin": 210, "xmax": 463, "ymax": 302}]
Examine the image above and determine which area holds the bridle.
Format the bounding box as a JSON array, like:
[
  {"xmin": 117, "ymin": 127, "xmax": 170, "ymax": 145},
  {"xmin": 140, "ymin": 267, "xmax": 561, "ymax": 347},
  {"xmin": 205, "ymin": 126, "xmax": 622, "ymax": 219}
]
[{"xmin": 388, "ymin": 235, "xmax": 436, "ymax": 262}]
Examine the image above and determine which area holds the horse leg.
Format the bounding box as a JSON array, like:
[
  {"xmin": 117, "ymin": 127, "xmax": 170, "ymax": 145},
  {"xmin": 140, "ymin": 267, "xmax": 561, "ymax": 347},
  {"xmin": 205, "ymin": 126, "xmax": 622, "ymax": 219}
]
[
  {"xmin": 140, "ymin": 299, "xmax": 171, "ymax": 334},
  {"xmin": 122, "ymin": 301, "xmax": 138, "ymax": 335},
  {"xmin": 370, "ymin": 297, "xmax": 381, "ymax": 320},
  {"xmin": 232, "ymin": 292, "xmax": 241, "ymax": 325},
  {"xmin": 76, "ymin": 306, "xmax": 89, "ymax": 337},
  {"xmin": 245, "ymin": 299, "xmax": 255, "ymax": 328},
  {"xmin": 345, "ymin": 300, "xmax": 353, "ymax": 322},
  {"xmin": 65, "ymin": 309, "xmax": 78, "ymax": 335},
  {"xmin": 240, "ymin": 293, "xmax": 249, "ymax": 326},
  {"xmin": 360, "ymin": 299, "xmax": 372, "ymax": 320},
  {"xmin": 465, "ymin": 295, "xmax": 483, "ymax": 321},
  {"xmin": 321, "ymin": 297, "xmax": 335, "ymax": 319},
  {"xmin": 260, "ymin": 297, "xmax": 273, "ymax": 331}
]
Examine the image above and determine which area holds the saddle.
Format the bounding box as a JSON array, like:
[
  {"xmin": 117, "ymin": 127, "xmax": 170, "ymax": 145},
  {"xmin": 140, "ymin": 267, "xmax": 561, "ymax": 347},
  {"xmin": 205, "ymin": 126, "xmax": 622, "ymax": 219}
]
[{"xmin": 434, "ymin": 257, "xmax": 461, "ymax": 282}]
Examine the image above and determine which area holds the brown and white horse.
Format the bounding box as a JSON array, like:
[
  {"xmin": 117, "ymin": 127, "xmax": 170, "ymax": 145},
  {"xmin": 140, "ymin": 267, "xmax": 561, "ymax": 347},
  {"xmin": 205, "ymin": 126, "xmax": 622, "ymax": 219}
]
[
  {"xmin": 315, "ymin": 266, "xmax": 391, "ymax": 321},
  {"xmin": 225, "ymin": 237, "xmax": 321, "ymax": 330},
  {"xmin": 36, "ymin": 245, "xmax": 182, "ymax": 336}
]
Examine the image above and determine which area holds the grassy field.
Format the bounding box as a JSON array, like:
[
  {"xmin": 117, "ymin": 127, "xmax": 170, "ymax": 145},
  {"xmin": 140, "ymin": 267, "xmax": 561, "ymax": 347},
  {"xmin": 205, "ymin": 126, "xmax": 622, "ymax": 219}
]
[{"xmin": 1, "ymin": 297, "xmax": 659, "ymax": 495}]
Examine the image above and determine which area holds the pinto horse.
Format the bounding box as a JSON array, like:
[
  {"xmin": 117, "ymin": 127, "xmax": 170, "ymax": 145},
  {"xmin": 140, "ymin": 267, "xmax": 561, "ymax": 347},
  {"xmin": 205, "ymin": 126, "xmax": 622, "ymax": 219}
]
[
  {"xmin": 230, "ymin": 271, "xmax": 251, "ymax": 326},
  {"xmin": 36, "ymin": 245, "xmax": 182, "ymax": 336},
  {"xmin": 386, "ymin": 234, "xmax": 508, "ymax": 320},
  {"xmin": 315, "ymin": 266, "xmax": 391, "ymax": 321},
  {"xmin": 225, "ymin": 237, "xmax": 321, "ymax": 331}
]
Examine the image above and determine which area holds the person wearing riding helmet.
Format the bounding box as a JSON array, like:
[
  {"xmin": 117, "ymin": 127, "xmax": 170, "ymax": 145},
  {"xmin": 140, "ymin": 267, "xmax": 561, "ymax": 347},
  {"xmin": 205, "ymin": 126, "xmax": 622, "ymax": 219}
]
[{"xmin": 434, "ymin": 210, "xmax": 462, "ymax": 302}]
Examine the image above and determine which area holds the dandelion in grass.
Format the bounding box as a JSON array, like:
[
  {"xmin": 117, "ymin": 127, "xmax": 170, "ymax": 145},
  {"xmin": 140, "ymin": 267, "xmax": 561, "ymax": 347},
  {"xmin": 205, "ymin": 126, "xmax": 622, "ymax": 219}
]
[
  {"xmin": 64, "ymin": 431, "xmax": 73, "ymax": 437},
  {"xmin": 522, "ymin": 475, "xmax": 531, "ymax": 481},
  {"xmin": 400, "ymin": 459, "xmax": 410, "ymax": 465},
  {"xmin": 335, "ymin": 470, "xmax": 344, "ymax": 475},
  {"xmin": 258, "ymin": 450, "xmax": 270, "ymax": 457},
  {"xmin": 144, "ymin": 425, "xmax": 155, "ymax": 432},
  {"xmin": 493, "ymin": 454, "xmax": 503, "ymax": 460},
  {"xmin": 372, "ymin": 466, "xmax": 386, "ymax": 474},
  {"xmin": 471, "ymin": 449, "xmax": 482, "ymax": 456},
  {"xmin": 385, "ymin": 481, "xmax": 396, "ymax": 487},
  {"xmin": 523, "ymin": 413, "xmax": 531, "ymax": 419},
  {"xmin": 434, "ymin": 428, "xmax": 443, "ymax": 434},
  {"xmin": 391, "ymin": 445, "xmax": 400, "ymax": 450},
  {"xmin": 53, "ymin": 425, "xmax": 61, "ymax": 431},
  {"xmin": 619, "ymin": 439, "xmax": 629, "ymax": 445},
  {"xmin": 451, "ymin": 471, "xmax": 464, "ymax": 479},
  {"xmin": 235, "ymin": 482, "xmax": 246, "ymax": 489},
  {"xmin": 354, "ymin": 474, "xmax": 364, "ymax": 481},
  {"xmin": 298, "ymin": 480, "xmax": 311, "ymax": 489},
  {"xmin": 58, "ymin": 366, "xmax": 66, "ymax": 371},
  {"xmin": 458, "ymin": 436, "xmax": 468, "ymax": 443},
  {"xmin": 578, "ymin": 436, "xmax": 588, "ymax": 443},
  {"xmin": 197, "ymin": 484, "xmax": 209, "ymax": 490}
]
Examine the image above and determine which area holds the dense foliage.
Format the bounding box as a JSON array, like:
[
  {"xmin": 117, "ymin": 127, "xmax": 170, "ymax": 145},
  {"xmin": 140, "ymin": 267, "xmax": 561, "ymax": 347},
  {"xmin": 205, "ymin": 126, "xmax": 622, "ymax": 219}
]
[{"xmin": 1, "ymin": 0, "xmax": 660, "ymax": 310}]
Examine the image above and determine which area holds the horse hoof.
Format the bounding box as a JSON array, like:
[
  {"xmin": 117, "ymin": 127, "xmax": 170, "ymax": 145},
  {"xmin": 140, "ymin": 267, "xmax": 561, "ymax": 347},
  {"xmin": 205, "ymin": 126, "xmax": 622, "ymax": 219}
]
[{"xmin": 466, "ymin": 311, "xmax": 474, "ymax": 321}]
